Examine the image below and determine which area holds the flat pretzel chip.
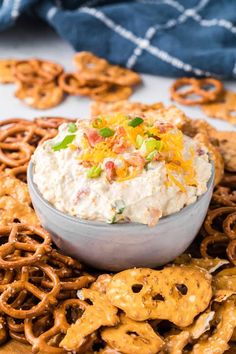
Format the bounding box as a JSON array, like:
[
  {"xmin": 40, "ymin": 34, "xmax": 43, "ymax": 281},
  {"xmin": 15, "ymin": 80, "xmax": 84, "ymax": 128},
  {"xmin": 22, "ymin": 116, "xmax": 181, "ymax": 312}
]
[
  {"xmin": 106, "ymin": 266, "xmax": 212, "ymax": 326},
  {"xmin": 202, "ymin": 90, "xmax": 236, "ymax": 125},
  {"xmin": 60, "ymin": 288, "xmax": 119, "ymax": 351},
  {"xmin": 192, "ymin": 300, "xmax": 236, "ymax": 353},
  {"xmin": 101, "ymin": 314, "xmax": 164, "ymax": 354}
]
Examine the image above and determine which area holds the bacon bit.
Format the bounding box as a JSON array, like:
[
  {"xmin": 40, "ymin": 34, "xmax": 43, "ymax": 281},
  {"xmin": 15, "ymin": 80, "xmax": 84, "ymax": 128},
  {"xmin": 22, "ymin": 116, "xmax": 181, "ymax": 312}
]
[
  {"xmin": 155, "ymin": 122, "xmax": 173, "ymax": 133},
  {"xmin": 80, "ymin": 161, "xmax": 92, "ymax": 168},
  {"xmin": 84, "ymin": 129, "xmax": 103, "ymax": 147},
  {"xmin": 148, "ymin": 208, "xmax": 162, "ymax": 227},
  {"xmin": 125, "ymin": 153, "xmax": 145, "ymax": 170},
  {"xmin": 76, "ymin": 188, "xmax": 90, "ymax": 202},
  {"xmin": 105, "ymin": 161, "xmax": 116, "ymax": 182}
]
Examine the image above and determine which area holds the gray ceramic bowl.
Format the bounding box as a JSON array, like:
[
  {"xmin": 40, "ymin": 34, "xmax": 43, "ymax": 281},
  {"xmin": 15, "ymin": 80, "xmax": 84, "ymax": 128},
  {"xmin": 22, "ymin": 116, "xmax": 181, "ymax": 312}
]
[{"xmin": 28, "ymin": 161, "xmax": 214, "ymax": 271}]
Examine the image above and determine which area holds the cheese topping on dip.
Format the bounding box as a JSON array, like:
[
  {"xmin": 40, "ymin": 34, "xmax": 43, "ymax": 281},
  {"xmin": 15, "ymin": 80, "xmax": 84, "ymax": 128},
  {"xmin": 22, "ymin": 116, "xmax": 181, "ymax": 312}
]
[{"xmin": 32, "ymin": 114, "xmax": 212, "ymax": 226}]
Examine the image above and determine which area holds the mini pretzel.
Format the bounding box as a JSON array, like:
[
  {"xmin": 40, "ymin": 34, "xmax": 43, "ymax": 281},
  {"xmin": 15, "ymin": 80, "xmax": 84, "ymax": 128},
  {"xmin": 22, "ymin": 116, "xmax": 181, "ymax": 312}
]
[
  {"xmin": 15, "ymin": 81, "xmax": 64, "ymax": 110},
  {"xmin": 74, "ymin": 52, "xmax": 108, "ymax": 74},
  {"xmin": 192, "ymin": 300, "xmax": 236, "ymax": 353},
  {"xmin": 58, "ymin": 72, "xmax": 108, "ymax": 96},
  {"xmin": 0, "ymin": 269, "xmax": 14, "ymax": 293},
  {"xmin": 222, "ymin": 212, "xmax": 236, "ymax": 239},
  {"xmin": 41, "ymin": 274, "xmax": 95, "ymax": 291},
  {"xmin": 14, "ymin": 59, "xmax": 62, "ymax": 84},
  {"xmin": 227, "ymin": 239, "xmax": 236, "ymax": 265},
  {"xmin": 200, "ymin": 234, "xmax": 229, "ymax": 259},
  {"xmin": 204, "ymin": 207, "xmax": 236, "ymax": 236},
  {"xmin": 0, "ymin": 262, "xmax": 60, "ymax": 319},
  {"xmin": 106, "ymin": 267, "xmax": 212, "ymax": 327},
  {"xmin": 0, "ymin": 224, "xmax": 51, "ymax": 269},
  {"xmin": 35, "ymin": 117, "xmax": 76, "ymax": 129},
  {"xmin": 0, "ymin": 59, "xmax": 17, "ymax": 83},
  {"xmin": 60, "ymin": 289, "xmax": 119, "ymax": 351},
  {"xmin": 212, "ymin": 186, "xmax": 236, "ymax": 207},
  {"xmin": 4, "ymin": 165, "xmax": 28, "ymax": 182},
  {"xmin": 101, "ymin": 314, "xmax": 164, "ymax": 354},
  {"xmin": 25, "ymin": 299, "xmax": 91, "ymax": 354},
  {"xmin": 0, "ymin": 195, "xmax": 39, "ymax": 226},
  {"xmin": 0, "ymin": 315, "xmax": 8, "ymax": 345},
  {"xmin": 0, "ymin": 141, "xmax": 33, "ymax": 167},
  {"xmin": 170, "ymin": 77, "xmax": 223, "ymax": 106},
  {"xmin": 202, "ymin": 90, "xmax": 236, "ymax": 125},
  {"xmin": 91, "ymin": 84, "xmax": 132, "ymax": 102}
]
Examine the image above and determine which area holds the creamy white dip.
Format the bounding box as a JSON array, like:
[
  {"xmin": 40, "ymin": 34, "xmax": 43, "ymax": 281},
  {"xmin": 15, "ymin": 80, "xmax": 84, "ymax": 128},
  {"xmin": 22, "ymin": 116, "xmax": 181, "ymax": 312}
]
[{"xmin": 32, "ymin": 115, "xmax": 211, "ymax": 226}]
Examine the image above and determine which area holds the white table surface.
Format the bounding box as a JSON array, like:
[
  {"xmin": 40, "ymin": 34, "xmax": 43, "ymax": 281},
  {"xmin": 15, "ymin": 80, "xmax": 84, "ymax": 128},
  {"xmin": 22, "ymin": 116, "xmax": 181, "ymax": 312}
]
[{"xmin": 0, "ymin": 19, "xmax": 235, "ymax": 132}]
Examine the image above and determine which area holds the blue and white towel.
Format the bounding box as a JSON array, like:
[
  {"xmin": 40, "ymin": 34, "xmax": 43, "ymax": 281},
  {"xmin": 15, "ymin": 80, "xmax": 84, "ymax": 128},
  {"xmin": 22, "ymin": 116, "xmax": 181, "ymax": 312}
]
[{"xmin": 0, "ymin": 0, "xmax": 236, "ymax": 78}]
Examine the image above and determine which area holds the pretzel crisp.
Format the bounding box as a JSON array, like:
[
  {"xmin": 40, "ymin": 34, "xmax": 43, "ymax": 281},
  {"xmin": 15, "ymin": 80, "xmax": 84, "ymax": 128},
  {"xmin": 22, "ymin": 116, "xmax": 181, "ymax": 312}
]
[
  {"xmin": 211, "ymin": 131, "xmax": 236, "ymax": 172},
  {"xmin": 60, "ymin": 289, "xmax": 119, "ymax": 351},
  {"xmin": 170, "ymin": 77, "xmax": 223, "ymax": 106},
  {"xmin": 0, "ymin": 224, "xmax": 51, "ymax": 269},
  {"xmin": 106, "ymin": 267, "xmax": 212, "ymax": 326},
  {"xmin": 101, "ymin": 314, "xmax": 164, "ymax": 354},
  {"xmin": 202, "ymin": 90, "xmax": 236, "ymax": 125},
  {"xmin": 91, "ymin": 84, "xmax": 132, "ymax": 102},
  {"xmin": 90, "ymin": 100, "xmax": 164, "ymax": 117},
  {"xmin": 192, "ymin": 300, "xmax": 236, "ymax": 353},
  {"xmin": 0, "ymin": 59, "xmax": 17, "ymax": 83},
  {"xmin": 194, "ymin": 132, "xmax": 224, "ymax": 185},
  {"xmin": 0, "ymin": 262, "xmax": 60, "ymax": 319},
  {"xmin": 214, "ymin": 267, "xmax": 236, "ymax": 292},
  {"xmin": 174, "ymin": 254, "xmax": 229, "ymax": 273}
]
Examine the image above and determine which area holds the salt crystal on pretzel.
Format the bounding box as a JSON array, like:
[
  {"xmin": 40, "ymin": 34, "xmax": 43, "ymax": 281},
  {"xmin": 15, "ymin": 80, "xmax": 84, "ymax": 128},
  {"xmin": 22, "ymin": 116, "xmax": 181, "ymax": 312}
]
[
  {"xmin": 101, "ymin": 314, "xmax": 164, "ymax": 354},
  {"xmin": 60, "ymin": 288, "xmax": 119, "ymax": 351},
  {"xmin": 106, "ymin": 266, "xmax": 212, "ymax": 326}
]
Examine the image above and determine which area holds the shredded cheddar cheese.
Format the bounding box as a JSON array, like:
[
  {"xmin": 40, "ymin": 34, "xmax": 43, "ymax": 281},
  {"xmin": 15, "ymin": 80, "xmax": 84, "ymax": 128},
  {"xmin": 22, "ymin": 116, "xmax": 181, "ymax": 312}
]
[{"xmin": 77, "ymin": 114, "xmax": 197, "ymax": 190}]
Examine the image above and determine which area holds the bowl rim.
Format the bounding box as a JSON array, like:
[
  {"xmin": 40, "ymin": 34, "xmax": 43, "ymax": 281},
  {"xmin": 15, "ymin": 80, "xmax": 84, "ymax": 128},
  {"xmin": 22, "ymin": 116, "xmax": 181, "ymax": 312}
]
[{"xmin": 27, "ymin": 160, "xmax": 215, "ymax": 228}]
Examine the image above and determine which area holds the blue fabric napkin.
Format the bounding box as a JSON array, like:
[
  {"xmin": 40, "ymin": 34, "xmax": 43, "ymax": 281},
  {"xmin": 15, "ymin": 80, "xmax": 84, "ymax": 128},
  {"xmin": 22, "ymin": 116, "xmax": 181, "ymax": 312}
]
[{"xmin": 0, "ymin": 0, "xmax": 236, "ymax": 78}]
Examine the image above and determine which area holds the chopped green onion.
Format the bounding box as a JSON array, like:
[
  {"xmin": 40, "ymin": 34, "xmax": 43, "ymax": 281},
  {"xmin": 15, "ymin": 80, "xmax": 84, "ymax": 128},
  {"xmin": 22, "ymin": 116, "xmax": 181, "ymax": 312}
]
[
  {"xmin": 92, "ymin": 118, "xmax": 103, "ymax": 129},
  {"xmin": 87, "ymin": 165, "xmax": 103, "ymax": 178},
  {"xmin": 109, "ymin": 215, "xmax": 117, "ymax": 224},
  {"xmin": 52, "ymin": 135, "xmax": 76, "ymax": 151},
  {"xmin": 128, "ymin": 117, "xmax": 144, "ymax": 128},
  {"xmin": 99, "ymin": 127, "xmax": 115, "ymax": 138},
  {"xmin": 114, "ymin": 200, "xmax": 125, "ymax": 214},
  {"xmin": 145, "ymin": 138, "xmax": 163, "ymax": 153},
  {"xmin": 136, "ymin": 135, "xmax": 144, "ymax": 148},
  {"xmin": 68, "ymin": 123, "xmax": 77, "ymax": 133},
  {"xmin": 146, "ymin": 150, "xmax": 158, "ymax": 161}
]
